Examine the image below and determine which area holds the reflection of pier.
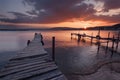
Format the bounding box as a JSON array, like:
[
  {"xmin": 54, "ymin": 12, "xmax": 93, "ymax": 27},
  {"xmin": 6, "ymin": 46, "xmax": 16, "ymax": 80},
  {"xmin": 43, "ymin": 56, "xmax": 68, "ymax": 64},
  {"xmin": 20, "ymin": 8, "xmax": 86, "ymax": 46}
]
[
  {"xmin": 0, "ymin": 33, "xmax": 67, "ymax": 80},
  {"xmin": 71, "ymin": 31, "xmax": 120, "ymax": 57}
]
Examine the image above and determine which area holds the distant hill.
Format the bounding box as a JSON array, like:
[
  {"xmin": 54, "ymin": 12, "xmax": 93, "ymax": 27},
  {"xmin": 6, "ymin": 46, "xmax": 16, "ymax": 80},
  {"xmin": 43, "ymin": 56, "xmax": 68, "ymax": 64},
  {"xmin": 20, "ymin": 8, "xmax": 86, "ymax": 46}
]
[
  {"xmin": 49, "ymin": 23, "xmax": 120, "ymax": 30},
  {"xmin": 87, "ymin": 23, "xmax": 120, "ymax": 30},
  {"xmin": 112, "ymin": 24, "xmax": 120, "ymax": 30},
  {"xmin": 0, "ymin": 23, "xmax": 119, "ymax": 31},
  {"xmin": 49, "ymin": 27, "xmax": 82, "ymax": 30},
  {"xmin": 0, "ymin": 25, "xmax": 48, "ymax": 31}
]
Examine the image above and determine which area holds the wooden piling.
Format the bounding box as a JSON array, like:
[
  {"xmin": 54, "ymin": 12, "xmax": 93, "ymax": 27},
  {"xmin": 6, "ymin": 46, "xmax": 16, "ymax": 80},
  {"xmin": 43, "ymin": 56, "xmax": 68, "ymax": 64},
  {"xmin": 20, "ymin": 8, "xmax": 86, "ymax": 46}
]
[
  {"xmin": 97, "ymin": 30, "xmax": 101, "ymax": 54},
  {"xmin": 27, "ymin": 40, "xmax": 31, "ymax": 46},
  {"xmin": 105, "ymin": 32, "xmax": 110, "ymax": 54},
  {"xmin": 71, "ymin": 33, "xmax": 72, "ymax": 39},
  {"xmin": 52, "ymin": 37, "xmax": 55, "ymax": 61},
  {"xmin": 97, "ymin": 42, "xmax": 100, "ymax": 54},
  {"xmin": 91, "ymin": 33, "xmax": 93, "ymax": 44},
  {"xmin": 115, "ymin": 31, "xmax": 120, "ymax": 52},
  {"xmin": 98, "ymin": 28, "xmax": 100, "ymax": 36},
  {"xmin": 111, "ymin": 35, "xmax": 115, "ymax": 58},
  {"xmin": 78, "ymin": 34, "xmax": 81, "ymax": 42}
]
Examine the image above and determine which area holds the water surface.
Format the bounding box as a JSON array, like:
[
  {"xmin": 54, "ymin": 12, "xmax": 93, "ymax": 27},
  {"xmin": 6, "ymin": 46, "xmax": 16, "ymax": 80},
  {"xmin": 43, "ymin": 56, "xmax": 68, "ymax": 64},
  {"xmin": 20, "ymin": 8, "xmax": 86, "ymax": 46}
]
[{"xmin": 0, "ymin": 30, "xmax": 119, "ymax": 80}]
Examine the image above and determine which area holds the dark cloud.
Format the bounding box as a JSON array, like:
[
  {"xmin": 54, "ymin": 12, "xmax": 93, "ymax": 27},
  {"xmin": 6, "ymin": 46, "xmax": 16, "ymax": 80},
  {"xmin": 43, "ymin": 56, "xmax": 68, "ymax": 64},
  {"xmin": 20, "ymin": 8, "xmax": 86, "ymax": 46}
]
[
  {"xmin": 8, "ymin": 12, "xmax": 30, "ymax": 19},
  {"xmin": 104, "ymin": 0, "xmax": 120, "ymax": 10},
  {"xmin": 23, "ymin": 0, "xmax": 86, "ymax": 23},
  {"xmin": 0, "ymin": 14, "xmax": 7, "ymax": 18},
  {"xmin": 26, "ymin": 10, "xmax": 38, "ymax": 15},
  {"xmin": 96, "ymin": 0, "xmax": 120, "ymax": 11},
  {"xmin": 0, "ymin": 12, "xmax": 33, "ymax": 23},
  {"xmin": 23, "ymin": 0, "xmax": 96, "ymax": 23},
  {"xmin": 1, "ymin": 0, "xmax": 96, "ymax": 23},
  {"xmin": 0, "ymin": 0, "xmax": 119, "ymax": 24},
  {"xmin": 84, "ymin": 14, "xmax": 120, "ymax": 23}
]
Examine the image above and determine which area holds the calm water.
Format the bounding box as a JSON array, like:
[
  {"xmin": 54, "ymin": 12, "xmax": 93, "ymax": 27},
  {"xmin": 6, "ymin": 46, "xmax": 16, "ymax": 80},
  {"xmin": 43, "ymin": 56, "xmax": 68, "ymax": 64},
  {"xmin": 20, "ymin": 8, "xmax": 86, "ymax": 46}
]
[
  {"xmin": 0, "ymin": 30, "xmax": 119, "ymax": 80},
  {"xmin": 0, "ymin": 30, "xmax": 118, "ymax": 52}
]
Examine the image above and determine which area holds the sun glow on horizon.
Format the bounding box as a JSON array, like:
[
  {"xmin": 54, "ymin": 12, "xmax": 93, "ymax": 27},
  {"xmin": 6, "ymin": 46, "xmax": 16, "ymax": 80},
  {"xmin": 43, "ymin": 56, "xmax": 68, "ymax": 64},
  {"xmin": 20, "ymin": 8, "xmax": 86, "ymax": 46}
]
[
  {"xmin": 0, "ymin": 20, "xmax": 117, "ymax": 28},
  {"xmin": 84, "ymin": 26, "xmax": 87, "ymax": 29}
]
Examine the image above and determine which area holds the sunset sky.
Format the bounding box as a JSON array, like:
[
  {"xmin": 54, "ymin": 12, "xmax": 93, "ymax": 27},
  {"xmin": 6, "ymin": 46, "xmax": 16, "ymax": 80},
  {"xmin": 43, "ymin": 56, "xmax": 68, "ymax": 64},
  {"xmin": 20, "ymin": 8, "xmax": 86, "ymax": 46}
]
[{"xmin": 0, "ymin": 0, "xmax": 120, "ymax": 28}]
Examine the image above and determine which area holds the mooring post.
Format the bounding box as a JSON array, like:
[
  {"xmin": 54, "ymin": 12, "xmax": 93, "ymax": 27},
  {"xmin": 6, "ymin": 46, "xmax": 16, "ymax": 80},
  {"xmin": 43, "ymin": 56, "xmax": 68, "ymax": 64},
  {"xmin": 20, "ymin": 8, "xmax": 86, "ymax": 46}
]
[
  {"xmin": 105, "ymin": 32, "xmax": 110, "ymax": 54},
  {"xmin": 115, "ymin": 31, "xmax": 120, "ymax": 52},
  {"xmin": 78, "ymin": 34, "xmax": 81, "ymax": 42},
  {"xmin": 52, "ymin": 37, "xmax": 55, "ymax": 61},
  {"xmin": 97, "ymin": 42, "xmax": 100, "ymax": 54},
  {"xmin": 97, "ymin": 31, "xmax": 101, "ymax": 54},
  {"xmin": 96, "ymin": 27, "xmax": 101, "ymax": 43},
  {"xmin": 71, "ymin": 33, "xmax": 72, "ymax": 39},
  {"xmin": 111, "ymin": 35, "xmax": 115, "ymax": 58},
  {"xmin": 98, "ymin": 28, "xmax": 100, "ymax": 36},
  {"xmin": 91, "ymin": 33, "xmax": 93, "ymax": 45},
  {"xmin": 27, "ymin": 40, "xmax": 31, "ymax": 46}
]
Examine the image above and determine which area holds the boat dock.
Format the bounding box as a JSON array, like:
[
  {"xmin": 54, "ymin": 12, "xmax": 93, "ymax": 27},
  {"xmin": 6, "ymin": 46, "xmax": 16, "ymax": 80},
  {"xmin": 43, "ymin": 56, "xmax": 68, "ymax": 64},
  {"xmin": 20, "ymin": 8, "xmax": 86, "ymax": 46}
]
[
  {"xmin": 71, "ymin": 31, "xmax": 120, "ymax": 57},
  {"xmin": 71, "ymin": 32, "xmax": 120, "ymax": 42},
  {"xmin": 0, "ymin": 33, "xmax": 67, "ymax": 80}
]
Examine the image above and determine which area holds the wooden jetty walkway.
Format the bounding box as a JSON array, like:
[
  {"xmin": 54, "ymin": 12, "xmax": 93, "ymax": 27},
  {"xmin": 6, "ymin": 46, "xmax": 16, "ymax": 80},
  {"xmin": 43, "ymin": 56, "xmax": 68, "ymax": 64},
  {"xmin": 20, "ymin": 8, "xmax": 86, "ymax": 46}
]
[
  {"xmin": 71, "ymin": 32, "xmax": 120, "ymax": 42},
  {"xmin": 0, "ymin": 33, "xmax": 67, "ymax": 80}
]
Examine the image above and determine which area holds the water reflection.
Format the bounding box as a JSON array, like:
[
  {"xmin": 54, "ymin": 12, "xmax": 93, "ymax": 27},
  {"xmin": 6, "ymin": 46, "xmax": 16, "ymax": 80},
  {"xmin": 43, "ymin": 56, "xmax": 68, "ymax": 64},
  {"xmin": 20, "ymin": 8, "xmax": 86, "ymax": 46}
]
[
  {"xmin": 0, "ymin": 30, "xmax": 118, "ymax": 52},
  {"xmin": 0, "ymin": 31, "xmax": 35, "ymax": 52}
]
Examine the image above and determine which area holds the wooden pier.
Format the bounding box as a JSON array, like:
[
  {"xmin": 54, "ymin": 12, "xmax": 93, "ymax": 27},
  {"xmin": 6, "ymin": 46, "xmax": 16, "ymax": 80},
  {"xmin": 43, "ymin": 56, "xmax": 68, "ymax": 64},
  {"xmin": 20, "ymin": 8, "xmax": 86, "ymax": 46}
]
[
  {"xmin": 0, "ymin": 33, "xmax": 67, "ymax": 80},
  {"xmin": 71, "ymin": 33, "xmax": 120, "ymax": 42},
  {"xmin": 71, "ymin": 31, "xmax": 120, "ymax": 56}
]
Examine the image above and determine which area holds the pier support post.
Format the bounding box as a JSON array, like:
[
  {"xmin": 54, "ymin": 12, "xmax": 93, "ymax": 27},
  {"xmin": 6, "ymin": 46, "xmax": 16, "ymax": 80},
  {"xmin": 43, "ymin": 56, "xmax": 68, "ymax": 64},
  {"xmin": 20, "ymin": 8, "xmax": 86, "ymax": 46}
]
[
  {"xmin": 111, "ymin": 36, "xmax": 115, "ymax": 58},
  {"xmin": 91, "ymin": 33, "xmax": 93, "ymax": 45},
  {"xmin": 105, "ymin": 32, "xmax": 110, "ymax": 54},
  {"xmin": 52, "ymin": 37, "xmax": 55, "ymax": 61},
  {"xmin": 96, "ymin": 29, "xmax": 101, "ymax": 54},
  {"xmin": 98, "ymin": 28, "xmax": 100, "ymax": 36},
  {"xmin": 78, "ymin": 34, "xmax": 81, "ymax": 42},
  {"xmin": 27, "ymin": 40, "xmax": 31, "ymax": 46},
  {"xmin": 97, "ymin": 42, "xmax": 100, "ymax": 54},
  {"xmin": 115, "ymin": 31, "xmax": 120, "ymax": 52},
  {"xmin": 71, "ymin": 33, "xmax": 72, "ymax": 39}
]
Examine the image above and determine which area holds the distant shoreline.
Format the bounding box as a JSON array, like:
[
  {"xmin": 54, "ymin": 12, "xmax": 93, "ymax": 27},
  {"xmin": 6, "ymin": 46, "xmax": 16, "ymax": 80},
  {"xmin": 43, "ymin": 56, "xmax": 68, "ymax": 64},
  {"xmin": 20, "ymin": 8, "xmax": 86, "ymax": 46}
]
[
  {"xmin": 0, "ymin": 29, "xmax": 119, "ymax": 31},
  {"xmin": 0, "ymin": 23, "xmax": 119, "ymax": 31},
  {"xmin": 0, "ymin": 24, "xmax": 120, "ymax": 31}
]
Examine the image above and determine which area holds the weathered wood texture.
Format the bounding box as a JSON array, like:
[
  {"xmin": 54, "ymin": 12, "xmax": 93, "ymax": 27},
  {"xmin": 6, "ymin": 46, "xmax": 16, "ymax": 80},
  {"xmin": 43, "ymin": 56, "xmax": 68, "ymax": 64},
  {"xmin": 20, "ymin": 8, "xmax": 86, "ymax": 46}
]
[{"xmin": 0, "ymin": 33, "xmax": 67, "ymax": 80}]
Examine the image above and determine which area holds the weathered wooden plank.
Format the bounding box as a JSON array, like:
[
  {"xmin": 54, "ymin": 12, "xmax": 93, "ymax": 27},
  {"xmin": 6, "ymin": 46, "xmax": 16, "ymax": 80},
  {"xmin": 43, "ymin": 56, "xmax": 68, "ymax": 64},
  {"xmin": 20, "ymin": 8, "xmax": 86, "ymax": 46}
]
[
  {"xmin": 11, "ymin": 48, "xmax": 47, "ymax": 60},
  {"xmin": 10, "ymin": 53, "xmax": 47, "ymax": 61},
  {"xmin": 0, "ymin": 62, "xmax": 55, "ymax": 77},
  {"xmin": 50, "ymin": 75, "xmax": 67, "ymax": 80},
  {"xmin": 6, "ymin": 55, "xmax": 50, "ymax": 68},
  {"xmin": 9, "ymin": 54, "xmax": 49, "ymax": 63},
  {"xmin": 12, "ymin": 66, "xmax": 58, "ymax": 80},
  {"xmin": 6, "ymin": 60, "xmax": 45, "ymax": 68},
  {"xmin": 29, "ymin": 69, "xmax": 62, "ymax": 80},
  {"xmin": 1, "ymin": 65, "xmax": 58, "ymax": 80},
  {"xmin": 1, "ymin": 60, "xmax": 47, "ymax": 71}
]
